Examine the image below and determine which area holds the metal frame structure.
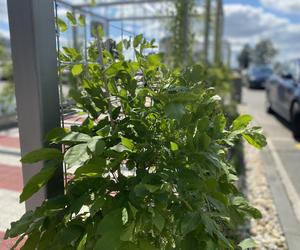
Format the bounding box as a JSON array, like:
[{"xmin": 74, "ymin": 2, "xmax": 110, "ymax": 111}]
[
  {"xmin": 6, "ymin": 0, "xmax": 227, "ymax": 210},
  {"xmin": 7, "ymin": 0, "xmax": 64, "ymax": 210}
]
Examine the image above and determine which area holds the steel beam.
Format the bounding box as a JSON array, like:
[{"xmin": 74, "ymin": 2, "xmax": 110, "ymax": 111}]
[
  {"xmin": 57, "ymin": 0, "xmax": 109, "ymax": 22},
  {"xmin": 7, "ymin": 0, "xmax": 64, "ymax": 210},
  {"xmin": 108, "ymin": 14, "xmax": 202, "ymax": 22},
  {"xmin": 74, "ymin": 0, "xmax": 175, "ymax": 8}
]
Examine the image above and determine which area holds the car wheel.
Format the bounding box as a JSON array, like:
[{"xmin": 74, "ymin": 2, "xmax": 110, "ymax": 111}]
[{"xmin": 291, "ymin": 102, "xmax": 300, "ymax": 139}]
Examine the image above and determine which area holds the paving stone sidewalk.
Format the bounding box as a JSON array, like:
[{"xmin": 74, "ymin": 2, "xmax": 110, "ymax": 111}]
[
  {"xmin": 0, "ymin": 127, "xmax": 24, "ymax": 249},
  {"xmin": 0, "ymin": 114, "xmax": 85, "ymax": 249}
]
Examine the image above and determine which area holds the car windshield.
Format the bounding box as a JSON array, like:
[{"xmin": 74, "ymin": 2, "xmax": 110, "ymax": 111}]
[{"xmin": 250, "ymin": 66, "xmax": 273, "ymax": 76}]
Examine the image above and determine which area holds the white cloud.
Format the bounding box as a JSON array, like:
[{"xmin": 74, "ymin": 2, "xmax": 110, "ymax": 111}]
[
  {"xmin": 224, "ymin": 4, "xmax": 300, "ymax": 66},
  {"xmin": 0, "ymin": 28, "xmax": 10, "ymax": 39},
  {"xmin": 260, "ymin": 0, "xmax": 300, "ymax": 14},
  {"xmin": 224, "ymin": 4, "xmax": 288, "ymax": 38}
]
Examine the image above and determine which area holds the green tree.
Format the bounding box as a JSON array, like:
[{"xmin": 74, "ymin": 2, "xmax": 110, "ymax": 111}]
[
  {"xmin": 0, "ymin": 37, "xmax": 13, "ymax": 81},
  {"xmin": 252, "ymin": 39, "xmax": 277, "ymax": 65},
  {"xmin": 237, "ymin": 44, "xmax": 252, "ymax": 69}
]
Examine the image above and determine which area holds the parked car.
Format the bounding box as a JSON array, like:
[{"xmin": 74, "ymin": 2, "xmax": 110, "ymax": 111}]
[
  {"xmin": 265, "ymin": 59, "xmax": 300, "ymax": 138},
  {"xmin": 246, "ymin": 64, "xmax": 273, "ymax": 88}
]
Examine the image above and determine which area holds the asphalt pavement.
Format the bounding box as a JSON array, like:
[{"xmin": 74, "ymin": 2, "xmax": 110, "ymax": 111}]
[{"xmin": 239, "ymin": 87, "xmax": 300, "ymax": 249}]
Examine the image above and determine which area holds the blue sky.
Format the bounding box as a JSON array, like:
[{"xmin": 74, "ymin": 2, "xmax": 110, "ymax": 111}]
[
  {"xmin": 222, "ymin": 0, "xmax": 300, "ymax": 65},
  {"xmin": 1, "ymin": 0, "xmax": 300, "ymax": 66}
]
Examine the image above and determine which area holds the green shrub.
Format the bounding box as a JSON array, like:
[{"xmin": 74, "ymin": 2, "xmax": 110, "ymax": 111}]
[
  {"xmin": 5, "ymin": 22, "xmax": 266, "ymax": 249},
  {"xmin": 0, "ymin": 82, "xmax": 15, "ymax": 115}
]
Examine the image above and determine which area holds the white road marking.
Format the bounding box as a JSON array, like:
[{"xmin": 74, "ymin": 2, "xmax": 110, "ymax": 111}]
[{"xmin": 267, "ymin": 138, "xmax": 300, "ymax": 222}]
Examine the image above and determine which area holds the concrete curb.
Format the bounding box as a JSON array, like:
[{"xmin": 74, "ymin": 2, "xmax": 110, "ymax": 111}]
[{"xmin": 260, "ymin": 146, "xmax": 300, "ymax": 250}]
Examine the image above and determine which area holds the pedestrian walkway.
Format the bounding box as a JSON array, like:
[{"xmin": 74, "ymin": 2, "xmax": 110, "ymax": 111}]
[
  {"xmin": 0, "ymin": 114, "xmax": 86, "ymax": 249},
  {"xmin": 0, "ymin": 127, "xmax": 24, "ymax": 249}
]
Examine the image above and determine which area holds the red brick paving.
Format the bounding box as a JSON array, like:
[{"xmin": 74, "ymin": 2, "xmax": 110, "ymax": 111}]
[
  {"xmin": 0, "ymin": 231, "xmax": 24, "ymax": 250},
  {"xmin": 0, "ymin": 136, "xmax": 20, "ymax": 149},
  {"xmin": 0, "ymin": 165, "xmax": 22, "ymax": 192}
]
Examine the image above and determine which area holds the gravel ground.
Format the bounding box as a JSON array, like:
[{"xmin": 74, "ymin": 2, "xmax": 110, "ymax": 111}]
[{"xmin": 241, "ymin": 142, "xmax": 288, "ymax": 250}]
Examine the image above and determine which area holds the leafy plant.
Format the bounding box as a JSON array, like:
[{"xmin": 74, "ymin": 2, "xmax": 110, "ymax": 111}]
[{"xmin": 5, "ymin": 19, "xmax": 266, "ymax": 249}]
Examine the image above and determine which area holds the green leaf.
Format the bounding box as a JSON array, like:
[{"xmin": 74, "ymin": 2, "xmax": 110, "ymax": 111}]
[
  {"xmin": 21, "ymin": 148, "xmax": 62, "ymax": 164},
  {"xmin": 232, "ymin": 114, "xmax": 252, "ymax": 131},
  {"xmin": 71, "ymin": 64, "xmax": 84, "ymax": 76},
  {"xmin": 77, "ymin": 234, "xmax": 87, "ymax": 250},
  {"xmin": 97, "ymin": 209, "xmax": 123, "ymax": 235},
  {"xmin": 232, "ymin": 197, "xmax": 262, "ymax": 219},
  {"xmin": 120, "ymin": 222, "xmax": 135, "ymax": 241},
  {"xmin": 147, "ymin": 54, "xmax": 161, "ymax": 67},
  {"xmin": 20, "ymin": 162, "xmax": 58, "ymax": 202},
  {"xmin": 74, "ymin": 158, "xmax": 106, "ymax": 177},
  {"xmin": 183, "ymin": 64, "xmax": 205, "ymax": 84},
  {"xmin": 133, "ymin": 34, "xmax": 143, "ymax": 48},
  {"xmin": 138, "ymin": 241, "xmax": 159, "ymax": 250},
  {"xmin": 152, "ymin": 211, "xmax": 165, "ymax": 232},
  {"xmin": 56, "ymin": 225, "xmax": 82, "ymax": 245},
  {"xmin": 95, "ymin": 209, "xmax": 123, "ymax": 249},
  {"xmin": 121, "ymin": 137, "xmax": 135, "ymax": 151},
  {"xmin": 144, "ymin": 184, "xmax": 160, "ymax": 193},
  {"xmin": 5, "ymin": 211, "xmax": 34, "ymax": 238},
  {"xmin": 238, "ymin": 238, "xmax": 256, "ymax": 249},
  {"xmin": 87, "ymin": 137, "xmax": 105, "ymax": 155},
  {"xmin": 90, "ymin": 197, "xmax": 105, "ymax": 216},
  {"xmin": 45, "ymin": 127, "xmax": 68, "ymax": 143},
  {"xmin": 164, "ymin": 102, "xmax": 186, "ymax": 120},
  {"xmin": 20, "ymin": 229, "xmax": 40, "ymax": 250},
  {"xmin": 92, "ymin": 24, "xmax": 104, "ymax": 38},
  {"xmin": 94, "ymin": 233, "xmax": 121, "ymax": 250},
  {"xmin": 61, "ymin": 132, "xmax": 91, "ymax": 143},
  {"xmin": 63, "ymin": 47, "xmax": 82, "ymax": 61},
  {"xmin": 170, "ymin": 141, "xmax": 179, "ymax": 151},
  {"xmin": 66, "ymin": 11, "xmax": 77, "ymax": 26},
  {"xmin": 242, "ymin": 127, "xmax": 267, "ymax": 149},
  {"xmin": 79, "ymin": 15, "xmax": 86, "ymax": 26},
  {"xmin": 64, "ymin": 143, "xmax": 90, "ymax": 168},
  {"xmin": 123, "ymin": 39, "xmax": 131, "ymax": 49},
  {"xmin": 181, "ymin": 212, "xmax": 200, "ymax": 235},
  {"xmin": 57, "ymin": 18, "xmax": 68, "ymax": 33}
]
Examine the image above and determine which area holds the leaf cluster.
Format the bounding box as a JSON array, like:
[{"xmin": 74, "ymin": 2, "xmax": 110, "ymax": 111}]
[{"xmin": 5, "ymin": 19, "xmax": 266, "ymax": 250}]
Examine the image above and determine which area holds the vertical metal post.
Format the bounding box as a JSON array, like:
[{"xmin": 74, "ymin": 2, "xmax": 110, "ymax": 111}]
[
  {"xmin": 226, "ymin": 42, "xmax": 231, "ymax": 68},
  {"xmin": 214, "ymin": 0, "xmax": 223, "ymax": 65},
  {"xmin": 182, "ymin": 0, "xmax": 189, "ymax": 65},
  {"xmin": 203, "ymin": 0, "xmax": 211, "ymax": 63},
  {"xmin": 72, "ymin": 8, "xmax": 78, "ymax": 51},
  {"xmin": 7, "ymin": 0, "xmax": 64, "ymax": 211}
]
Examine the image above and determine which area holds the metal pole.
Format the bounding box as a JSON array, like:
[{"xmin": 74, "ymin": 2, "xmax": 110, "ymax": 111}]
[
  {"xmin": 72, "ymin": 8, "xmax": 78, "ymax": 51},
  {"xmin": 74, "ymin": 0, "xmax": 175, "ymax": 8},
  {"xmin": 203, "ymin": 0, "xmax": 211, "ymax": 63},
  {"xmin": 7, "ymin": 0, "xmax": 64, "ymax": 210},
  {"xmin": 182, "ymin": 0, "xmax": 189, "ymax": 65},
  {"xmin": 214, "ymin": 0, "xmax": 223, "ymax": 65}
]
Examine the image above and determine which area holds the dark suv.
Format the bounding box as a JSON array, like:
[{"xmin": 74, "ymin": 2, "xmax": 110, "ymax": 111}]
[
  {"xmin": 265, "ymin": 59, "xmax": 300, "ymax": 138},
  {"xmin": 246, "ymin": 65, "xmax": 273, "ymax": 88}
]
